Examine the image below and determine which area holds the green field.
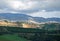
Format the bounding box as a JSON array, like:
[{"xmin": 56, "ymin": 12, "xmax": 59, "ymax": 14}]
[
  {"xmin": 0, "ymin": 23, "xmax": 60, "ymax": 41},
  {"xmin": 0, "ymin": 34, "xmax": 28, "ymax": 41}
]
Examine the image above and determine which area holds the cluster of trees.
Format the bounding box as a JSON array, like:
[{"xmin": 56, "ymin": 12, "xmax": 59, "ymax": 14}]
[{"xmin": 0, "ymin": 26, "xmax": 60, "ymax": 41}]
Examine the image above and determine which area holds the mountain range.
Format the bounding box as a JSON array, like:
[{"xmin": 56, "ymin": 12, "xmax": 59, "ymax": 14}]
[{"xmin": 0, "ymin": 13, "xmax": 60, "ymax": 22}]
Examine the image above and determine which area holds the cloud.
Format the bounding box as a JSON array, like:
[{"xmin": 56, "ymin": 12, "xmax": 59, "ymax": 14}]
[
  {"xmin": 27, "ymin": 10, "xmax": 60, "ymax": 18},
  {"xmin": 7, "ymin": 0, "xmax": 35, "ymax": 10},
  {"xmin": 0, "ymin": 0, "xmax": 60, "ymax": 18},
  {"xmin": 0, "ymin": 0, "xmax": 60, "ymax": 11}
]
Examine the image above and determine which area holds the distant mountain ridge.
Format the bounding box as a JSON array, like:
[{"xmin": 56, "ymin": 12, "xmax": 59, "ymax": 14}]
[
  {"xmin": 0, "ymin": 13, "xmax": 31, "ymax": 21},
  {"xmin": 0, "ymin": 13, "xmax": 60, "ymax": 22}
]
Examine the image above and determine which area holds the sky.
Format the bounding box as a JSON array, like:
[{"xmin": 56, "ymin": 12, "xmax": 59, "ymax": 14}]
[{"xmin": 0, "ymin": 0, "xmax": 60, "ymax": 18}]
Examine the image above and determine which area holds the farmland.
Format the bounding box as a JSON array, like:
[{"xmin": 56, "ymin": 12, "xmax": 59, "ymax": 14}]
[{"xmin": 0, "ymin": 23, "xmax": 60, "ymax": 41}]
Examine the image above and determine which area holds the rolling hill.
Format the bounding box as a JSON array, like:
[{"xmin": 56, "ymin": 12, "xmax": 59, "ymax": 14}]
[{"xmin": 0, "ymin": 13, "xmax": 60, "ymax": 22}]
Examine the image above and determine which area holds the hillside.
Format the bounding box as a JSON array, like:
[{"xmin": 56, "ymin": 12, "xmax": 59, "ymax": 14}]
[
  {"xmin": 0, "ymin": 13, "xmax": 60, "ymax": 22},
  {"xmin": 0, "ymin": 26, "xmax": 60, "ymax": 41},
  {"xmin": 0, "ymin": 23, "xmax": 60, "ymax": 41},
  {"xmin": 42, "ymin": 23, "xmax": 60, "ymax": 30}
]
